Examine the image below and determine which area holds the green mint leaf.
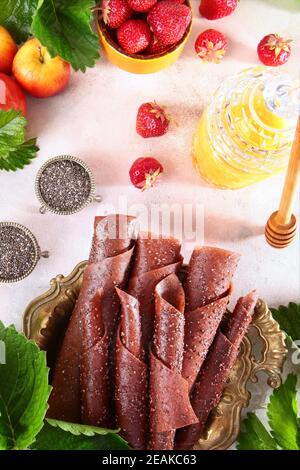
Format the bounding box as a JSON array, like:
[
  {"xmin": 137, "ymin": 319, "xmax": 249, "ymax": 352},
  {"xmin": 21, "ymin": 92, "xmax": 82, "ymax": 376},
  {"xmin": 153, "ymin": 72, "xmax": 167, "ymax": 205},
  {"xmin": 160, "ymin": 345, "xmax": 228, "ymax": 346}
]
[
  {"xmin": 32, "ymin": 0, "xmax": 100, "ymax": 72},
  {"xmin": 31, "ymin": 420, "xmax": 130, "ymax": 450},
  {"xmin": 237, "ymin": 413, "xmax": 278, "ymax": 450},
  {"xmin": 0, "ymin": 110, "xmax": 39, "ymax": 172},
  {"xmin": 0, "ymin": 321, "xmax": 50, "ymax": 450},
  {"xmin": 267, "ymin": 373, "xmax": 299, "ymax": 450},
  {"xmin": 270, "ymin": 303, "xmax": 300, "ymax": 349},
  {"xmin": 0, "ymin": 0, "xmax": 38, "ymax": 43}
]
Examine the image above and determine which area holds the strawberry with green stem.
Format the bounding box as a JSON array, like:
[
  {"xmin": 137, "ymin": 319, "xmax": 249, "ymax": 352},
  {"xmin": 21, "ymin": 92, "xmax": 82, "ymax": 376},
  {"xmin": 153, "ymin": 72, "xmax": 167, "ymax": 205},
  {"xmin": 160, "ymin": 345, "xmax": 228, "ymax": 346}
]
[
  {"xmin": 129, "ymin": 157, "xmax": 163, "ymax": 191},
  {"xmin": 195, "ymin": 29, "xmax": 228, "ymax": 63},
  {"xmin": 136, "ymin": 102, "xmax": 170, "ymax": 138},
  {"xmin": 257, "ymin": 34, "xmax": 292, "ymax": 67}
]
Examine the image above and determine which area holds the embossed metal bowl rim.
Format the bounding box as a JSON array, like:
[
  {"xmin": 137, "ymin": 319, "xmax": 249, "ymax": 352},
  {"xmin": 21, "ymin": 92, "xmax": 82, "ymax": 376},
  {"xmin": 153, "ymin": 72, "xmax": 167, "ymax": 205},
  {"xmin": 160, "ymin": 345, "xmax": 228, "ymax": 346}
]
[
  {"xmin": 35, "ymin": 155, "xmax": 97, "ymax": 216},
  {"xmin": 0, "ymin": 221, "xmax": 41, "ymax": 283},
  {"xmin": 23, "ymin": 260, "xmax": 288, "ymax": 450}
]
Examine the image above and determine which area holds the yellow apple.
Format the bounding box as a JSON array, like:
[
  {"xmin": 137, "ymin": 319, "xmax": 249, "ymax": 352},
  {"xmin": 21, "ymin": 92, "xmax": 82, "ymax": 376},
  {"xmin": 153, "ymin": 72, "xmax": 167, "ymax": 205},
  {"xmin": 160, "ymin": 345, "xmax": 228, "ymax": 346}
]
[
  {"xmin": 0, "ymin": 26, "xmax": 18, "ymax": 75},
  {"xmin": 12, "ymin": 38, "xmax": 71, "ymax": 98}
]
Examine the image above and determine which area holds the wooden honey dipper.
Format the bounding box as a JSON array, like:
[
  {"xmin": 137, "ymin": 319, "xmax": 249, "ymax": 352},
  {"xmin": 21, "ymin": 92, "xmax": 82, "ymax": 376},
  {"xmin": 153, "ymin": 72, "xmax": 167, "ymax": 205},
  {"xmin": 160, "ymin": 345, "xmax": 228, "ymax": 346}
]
[{"xmin": 265, "ymin": 116, "xmax": 300, "ymax": 248}]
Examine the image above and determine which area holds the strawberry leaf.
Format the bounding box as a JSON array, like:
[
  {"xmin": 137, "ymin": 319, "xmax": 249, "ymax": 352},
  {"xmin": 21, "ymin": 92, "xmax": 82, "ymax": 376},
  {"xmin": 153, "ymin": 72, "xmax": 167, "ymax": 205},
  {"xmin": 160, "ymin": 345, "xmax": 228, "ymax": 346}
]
[
  {"xmin": 238, "ymin": 375, "xmax": 300, "ymax": 451},
  {"xmin": 32, "ymin": 0, "xmax": 100, "ymax": 72},
  {"xmin": 0, "ymin": 321, "xmax": 50, "ymax": 450},
  {"xmin": 0, "ymin": 110, "xmax": 39, "ymax": 172},
  {"xmin": 0, "ymin": 0, "xmax": 38, "ymax": 43},
  {"xmin": 1, "ymin": 138, "xmax": 39, "ymax": 171},
  {"xmin": 267, "ymin": 373, "xmax": 299, "ymax": 450},
  {"xmin": 45, "ymin": 418, "xmax": 120, "ymax": 436},
  {"xmin": 31, "ymin": 419, "xmax": 130, "ymax": 450},
  {"xmin": 236, "ymin": 413, "xmax": 278, "ymax": 450},
  {"xmin": 270, "ymin": 303, "xmax": 300, "ymax": 349}
]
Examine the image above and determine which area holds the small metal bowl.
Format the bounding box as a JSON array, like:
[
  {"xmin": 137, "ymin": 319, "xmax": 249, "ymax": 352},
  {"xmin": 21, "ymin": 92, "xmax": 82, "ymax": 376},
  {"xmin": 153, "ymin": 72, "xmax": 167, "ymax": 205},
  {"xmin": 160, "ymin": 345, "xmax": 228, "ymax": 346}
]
[
  {"xmin": 0, "ymin": 222, "xmax": 49, "ymax": 283},
  {"xmin": 35, "ymin": 155, "xmax": 102, "ymax": 215}
]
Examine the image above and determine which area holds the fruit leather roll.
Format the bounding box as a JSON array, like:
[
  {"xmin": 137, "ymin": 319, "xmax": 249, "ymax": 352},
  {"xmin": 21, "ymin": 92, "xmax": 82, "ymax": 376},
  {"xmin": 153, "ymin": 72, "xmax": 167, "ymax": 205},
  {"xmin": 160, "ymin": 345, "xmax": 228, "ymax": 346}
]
[
  {"xmin": 149, "ymin": 274, "xmax": 198, "ymax": 450},
  {"xmin": 176, "ymin": 290, "xmax": 258, "ymax": 450},
  {"xmin": 182, "ymin": 247, "xmax": 240, "ymax": 391},
  {"xmin": 48, "ymin": 215, "xmax": 136, "ymax": 424},
  {"xmin": 115, "ymin": 289, "xmax": 147, "ymax": 450},
  {"xmin": 127, "ymin": 235, "xmax": 183, "ymax": 349}
]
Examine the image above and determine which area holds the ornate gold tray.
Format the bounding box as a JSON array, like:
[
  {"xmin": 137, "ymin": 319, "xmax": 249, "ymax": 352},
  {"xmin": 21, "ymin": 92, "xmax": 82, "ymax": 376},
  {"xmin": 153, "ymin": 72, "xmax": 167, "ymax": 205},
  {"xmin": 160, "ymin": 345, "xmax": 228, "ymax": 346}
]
[{"xmin": 23, "ymin": 261, "xmax": 287, "ymax": 450}]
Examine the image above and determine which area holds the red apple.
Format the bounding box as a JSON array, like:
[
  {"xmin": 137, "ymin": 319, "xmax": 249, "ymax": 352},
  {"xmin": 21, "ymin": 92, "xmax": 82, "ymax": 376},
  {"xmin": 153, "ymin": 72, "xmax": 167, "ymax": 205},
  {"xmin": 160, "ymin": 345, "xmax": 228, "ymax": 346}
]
[
  {"xmin": 0, "ymin": 72, "xmax": 27, "ymax": 116},
  {"xmin": 12, "ymin": 38, "xmax": 71, "ymax": 98},
  {"xmin": 0, "ymin": 26, "xmax": 18, "ymax": 75}
]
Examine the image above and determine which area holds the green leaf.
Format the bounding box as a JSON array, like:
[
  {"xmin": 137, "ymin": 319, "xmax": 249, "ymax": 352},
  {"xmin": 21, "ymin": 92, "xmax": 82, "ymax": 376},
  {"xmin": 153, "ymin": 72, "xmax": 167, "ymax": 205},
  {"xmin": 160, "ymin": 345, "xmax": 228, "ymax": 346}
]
[
  {"xmin": 31, "ymin": 420, "xmax": 130, "ymax": 450},
  {"xmin": 271, "ymin": 303, "xmax": 300, "ymax": 349},
  {"xmin": 46, "ymin": 418, "xmax": 120, "ymax": 437},
  {"xmin": 0, "ymin": 321, "xmax": 50, "ymax": 450},
  {"xmin": 0, "ymin": 0, "xmax": 37, "ymax": 43},
  {"xmin": 267, "ymin": 373, "xmax": 299, "ymax": 450},
  {"xmin": 0, "ymin": 110, "xmax": 39, "ymax": 172},
  {"xmin": 0, "ymin": 0, "xmax": 38, "ymax": 43},
  {"xmin": 297, "ymin": 419, "xmax": 300, "ymax": 449},
  {"xmin": 0, "ymin": 109, "xmax": 26, "ymax": 155},
  {"xmin": 1, "ymin": 138, "xmax": 39, "ymax": 171},
  {"xmin": 32, "ymin": 0, "xmax": 100, "ymax": 72},
  {"xmin": 237, "ymin": 413, "xmax": 278, "ymax": 450}
]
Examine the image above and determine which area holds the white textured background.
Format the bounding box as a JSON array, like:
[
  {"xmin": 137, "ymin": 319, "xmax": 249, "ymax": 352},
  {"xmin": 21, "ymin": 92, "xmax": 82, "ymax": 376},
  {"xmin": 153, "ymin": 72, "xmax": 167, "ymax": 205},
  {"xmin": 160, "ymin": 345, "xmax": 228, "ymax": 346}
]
[{"xmin": 0, "ymin": 3, "xmax": 299, "ymax": 325}]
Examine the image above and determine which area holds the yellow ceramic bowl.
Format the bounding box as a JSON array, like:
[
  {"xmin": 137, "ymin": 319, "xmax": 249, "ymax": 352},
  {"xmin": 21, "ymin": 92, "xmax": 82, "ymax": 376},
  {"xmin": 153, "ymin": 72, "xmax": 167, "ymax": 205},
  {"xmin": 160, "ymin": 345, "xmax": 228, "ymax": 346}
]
[{"xmin": 97, "ymin": 2, "xmax": 192, "ymax": 74}]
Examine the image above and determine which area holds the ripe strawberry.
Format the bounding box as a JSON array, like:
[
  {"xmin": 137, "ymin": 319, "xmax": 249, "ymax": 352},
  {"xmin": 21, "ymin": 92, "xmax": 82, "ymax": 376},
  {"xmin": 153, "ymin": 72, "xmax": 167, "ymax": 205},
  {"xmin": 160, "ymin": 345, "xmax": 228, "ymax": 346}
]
[
  {"xmin": 147, "ymin": 36, "xmax": 169, "ymax": 55},
  {"xmin": 199, "ymin": 0, "xmax": 238, "ymax": 20},
  {"xmin": 147, "ymin": 1, "xmax": 192, "ymax": 47},
  {"xmin": 136, "ymin": 102, "xmax": 170, "ymax": 138},
  {"xmin": 127, "ymin": 0, "xmax": 157, "ymax": 12},
  {"xmin": 257, "ymin": 34, "xmax": 292, "ymax": 67},
  {"xmin": 129, "ymin": 157, "xmax": 163, "ymax": 190},
  {"xmin": 195, "ymin": 29, "xmax": 228, "ymax": 63},
  {"xmin": 101, "ymin": 0, "xmax": 132, "ymax": 29},
  {"xmin": 117, "ymin": 19, "xmax": 151, "ymax": 54}
]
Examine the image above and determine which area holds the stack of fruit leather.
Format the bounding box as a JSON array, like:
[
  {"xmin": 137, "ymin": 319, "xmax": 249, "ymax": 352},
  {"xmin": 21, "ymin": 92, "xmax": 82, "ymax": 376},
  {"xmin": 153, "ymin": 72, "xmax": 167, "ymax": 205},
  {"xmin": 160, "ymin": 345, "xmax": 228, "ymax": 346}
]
[{"xmin": 47, "ymin": 214, "xmax": 257, "ymax": 450}]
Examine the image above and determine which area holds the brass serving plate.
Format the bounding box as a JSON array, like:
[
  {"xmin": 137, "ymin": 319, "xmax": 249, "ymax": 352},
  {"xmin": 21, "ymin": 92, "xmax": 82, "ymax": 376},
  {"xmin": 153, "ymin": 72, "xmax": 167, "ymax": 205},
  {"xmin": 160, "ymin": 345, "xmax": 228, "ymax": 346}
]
[{"xmin": 23, "ymin": 261, "xmax": 287, "ymax": 450}]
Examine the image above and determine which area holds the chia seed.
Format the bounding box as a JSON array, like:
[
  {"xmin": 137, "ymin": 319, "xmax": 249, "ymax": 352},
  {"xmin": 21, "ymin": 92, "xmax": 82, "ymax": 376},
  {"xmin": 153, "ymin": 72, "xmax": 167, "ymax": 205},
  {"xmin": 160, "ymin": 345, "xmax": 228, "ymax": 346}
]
[
  {"xmin": 0, "ymin": 225, "xmax": 38, "ymax": 282},
  {"xmin": 38, "ymin": 160, "xmax": 92, "ymax": 213}
]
